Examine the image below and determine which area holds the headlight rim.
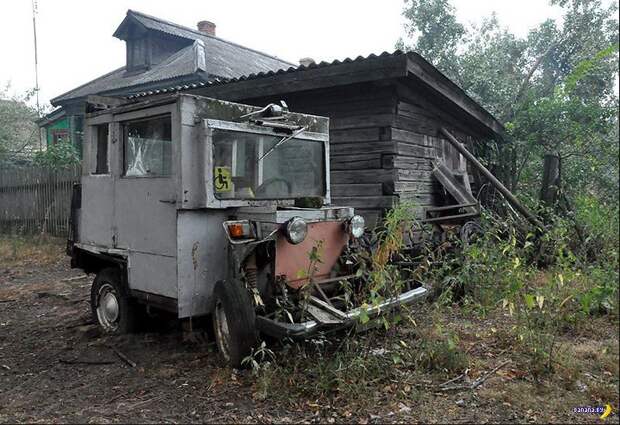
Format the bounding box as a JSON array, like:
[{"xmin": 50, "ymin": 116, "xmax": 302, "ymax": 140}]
[
  {"xmin": 349, "ymin": 214, "xmax": 365, "ymax": 238},
  {"xmin": 285, "ymin": 216, "xmax": 308, "ymax": 245}
]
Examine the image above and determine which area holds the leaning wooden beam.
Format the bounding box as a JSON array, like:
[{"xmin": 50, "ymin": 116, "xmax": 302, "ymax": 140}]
[{"xmin": 439, "ymin": 127, "xmax": 545, "ymax": 230}]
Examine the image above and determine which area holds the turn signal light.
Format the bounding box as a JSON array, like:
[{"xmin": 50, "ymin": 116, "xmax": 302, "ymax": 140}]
[
  {"xmin": 228, "ymin": 223, "xmax": 245, "ymax": 238},
  {"xmin": 225, "ymin": 220, "xmax": 254, "ymax": 240}
]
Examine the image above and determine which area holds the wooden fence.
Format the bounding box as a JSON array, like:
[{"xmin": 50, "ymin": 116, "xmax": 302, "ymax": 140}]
[{"xmin": 0, "ymin": 166, "xmax": 81, "ymax": 236}]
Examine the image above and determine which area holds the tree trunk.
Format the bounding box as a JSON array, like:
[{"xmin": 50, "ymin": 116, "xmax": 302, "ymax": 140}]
[{"xmin": 540, "ymin": 153, "xmax": 560, "ymax": 207}]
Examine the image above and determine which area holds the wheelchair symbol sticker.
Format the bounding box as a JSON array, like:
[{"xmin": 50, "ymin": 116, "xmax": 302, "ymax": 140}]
[{"xmin": 214, "ymin": 167, "xmax": 232, "ymax": 192}]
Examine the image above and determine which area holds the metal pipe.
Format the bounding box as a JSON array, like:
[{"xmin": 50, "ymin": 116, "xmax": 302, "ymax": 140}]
[{"xmin": 439, "ymin": 127, "xmax": 545, "ymax": 230}]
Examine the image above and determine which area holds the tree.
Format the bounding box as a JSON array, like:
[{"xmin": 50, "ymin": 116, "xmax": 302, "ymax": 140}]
[
  {"xmin": 397, "ymin": 0, "xmax": 619, "ymax": 200},
  {"xmin": 0, "ymin": 83, "xmax": 41, "ymax": 164}
]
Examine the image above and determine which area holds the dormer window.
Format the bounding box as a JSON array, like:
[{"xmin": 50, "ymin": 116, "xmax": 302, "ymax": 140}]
[{"xmin": 127, "ymin": 36, "xmax": 149, "ymax": 72}]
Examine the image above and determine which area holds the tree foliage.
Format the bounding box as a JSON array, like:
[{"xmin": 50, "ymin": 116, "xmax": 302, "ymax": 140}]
[
  {"xmin": 0, "ymin": 84, "xmax": 40, "ymax": 163},
  {"xmin": 398, "ymin": 0, "xmax": 619, "ymax": 201},
  {"xmin": 32, "ymin": 141, "xmax": 80, "ymax": 168}
]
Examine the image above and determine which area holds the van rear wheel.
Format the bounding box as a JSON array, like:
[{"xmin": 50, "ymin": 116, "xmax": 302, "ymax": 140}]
[
  {"xmin": 91, "ymin": 267, "xmax": 138, "ymax": 334},
  {"xmin": 213, "ymin": 279, "xmax": 257, "ymax": 368}
]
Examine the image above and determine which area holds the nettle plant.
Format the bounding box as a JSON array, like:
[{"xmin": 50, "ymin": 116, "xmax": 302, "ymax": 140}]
[{"xmin": 355, "ymin": 202, "xmax": 420, "ymax": 329}]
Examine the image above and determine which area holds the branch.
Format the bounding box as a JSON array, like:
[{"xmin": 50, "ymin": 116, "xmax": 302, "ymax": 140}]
[{"xmin": 502, "ymin": 38, "xmax": 566, "ymax": 122}]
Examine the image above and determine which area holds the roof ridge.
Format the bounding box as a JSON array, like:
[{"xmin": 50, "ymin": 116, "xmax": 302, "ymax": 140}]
[{"xmin": 127, "ymin": 9, "xmax": 296, "ymax": 67}]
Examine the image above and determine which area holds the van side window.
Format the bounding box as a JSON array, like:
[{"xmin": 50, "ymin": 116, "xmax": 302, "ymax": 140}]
[
  {"xmin": 94, "ymin": 124, "xmax": 109, "ymax": 174},
  {"xmin": 123, "ymin": 116, "xmax": 172, "ymax": 177}
]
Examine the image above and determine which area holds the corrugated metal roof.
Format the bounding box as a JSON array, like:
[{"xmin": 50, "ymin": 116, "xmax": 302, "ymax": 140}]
[
  {"xmin": 51, "ymin": 10, "xmax": 294, "ymax": 105},
  {"xmin": 125, "ymin": 50, "xmax": 403, "ymax": 98},
  {"xmin": 126, "ymin": 10, "xmax": 295, "ymax": 68}
]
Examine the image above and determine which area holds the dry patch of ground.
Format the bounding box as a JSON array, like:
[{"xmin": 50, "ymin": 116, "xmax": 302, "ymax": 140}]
[{"xmin": 0, "ymin": 237, "xmax": 618, "ymax": 423}]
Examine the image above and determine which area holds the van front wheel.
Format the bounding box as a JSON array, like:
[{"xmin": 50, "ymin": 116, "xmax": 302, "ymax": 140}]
[
  {"xmin": 90, "ymin": 267, "xmax": 138, "ymax": 334},
  {"xmin": 213, "ymin": 279, "xmax": 257, "ymax": 368}
]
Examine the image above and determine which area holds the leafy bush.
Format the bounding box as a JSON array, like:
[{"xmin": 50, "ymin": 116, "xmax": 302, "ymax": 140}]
[{"xmin": 33, "ymin": 141, "xmax": 80, "ymax": 168}]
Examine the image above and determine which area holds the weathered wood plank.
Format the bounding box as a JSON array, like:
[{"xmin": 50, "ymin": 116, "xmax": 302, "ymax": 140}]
[
  {"xmin": 332, "ymin": 195, "xmax": 398, "ymax": 209},
  {"xmin": 330, "ymin": 141, "xmax": 396, "ymax": 156},
  {"xmin": 331, "ymin": 183, "xmax": 384, "ymax": 197},
  {"xmin": 331, "ymin": 169, "xmax": 395, "ymax": 184},
  {"xmin": 396, "ymin": 169, "xmax": 435, "ymax": 182},
  {"xmin": 329, "ymin": 114, "xmax": 395, "ymax": 131},
  {"xmin": 330, "ymin": 127, "xmax": 390, "ymax": 144},
  {"xmin": 330, "ymin": 158, "xmax": 383, "ymax": 171},
  {"xmin": 382, "ymin": 155, "xmax": 434, "ymax": 171},
  {"xmin": 392, "ymin": 181, "xmax": 439, "ymax": 194},
  {"xmin": 394, "ymin": 142, "xmax": 437, "ymax": 159}
]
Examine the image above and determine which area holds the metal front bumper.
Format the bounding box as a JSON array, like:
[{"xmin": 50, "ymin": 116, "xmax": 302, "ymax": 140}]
[{"xmin": 256, "ymin": 286, "xmax": 428, "ymax": 338}]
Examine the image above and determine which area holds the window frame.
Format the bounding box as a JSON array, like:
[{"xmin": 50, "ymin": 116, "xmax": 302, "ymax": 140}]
[
  {"xmin": 121, "ymin": 114, "xmax": 172, "ymax": 178},
  {"xmin": 204, "ymin": 119, "xmax": 330, "ymax": 208},
  {"xmin": 92, "ymin": 124, "xmax": 109, "ymax": 175}
]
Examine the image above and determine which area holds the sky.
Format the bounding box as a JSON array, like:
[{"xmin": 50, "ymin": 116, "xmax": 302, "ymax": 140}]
[{"xmin": 0, "ymin": 0, "xmax": 566, "ymax": 108}]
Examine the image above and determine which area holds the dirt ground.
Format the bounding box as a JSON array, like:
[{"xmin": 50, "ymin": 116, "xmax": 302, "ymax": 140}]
[{"xmin": 1, "ymin": 237, "xmax": 618, "ymax": 424}]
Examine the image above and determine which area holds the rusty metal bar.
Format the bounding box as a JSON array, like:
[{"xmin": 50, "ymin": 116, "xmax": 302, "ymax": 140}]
[{"xmin": 439, "ymin": 128, "xmax": 545, "ymax": 230}]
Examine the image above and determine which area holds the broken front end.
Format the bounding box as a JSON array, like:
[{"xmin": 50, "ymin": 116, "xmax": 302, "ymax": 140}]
[{"xmin": 223, "ymin": 207, "xmax": 428, "ymax": 338}]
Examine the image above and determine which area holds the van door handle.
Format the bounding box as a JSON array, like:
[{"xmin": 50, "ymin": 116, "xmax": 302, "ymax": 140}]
[{"xmin": 159, "ymin": 199, "xmax": 176, "ymax": 204}]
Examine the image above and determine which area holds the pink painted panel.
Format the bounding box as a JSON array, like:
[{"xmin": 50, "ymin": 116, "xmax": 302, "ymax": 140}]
[{"xmin": 275, "ymin": 221, "xmax": 349, "ymax": 289}]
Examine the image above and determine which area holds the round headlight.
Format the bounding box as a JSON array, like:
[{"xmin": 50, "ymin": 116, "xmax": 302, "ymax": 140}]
[
  {"xmin": 285, "ymin": 217, "xmax": 308, "ymax": 244},
  {"xmin": 349, "ymin": 215, "xmax": 365, "ymax": 238}
]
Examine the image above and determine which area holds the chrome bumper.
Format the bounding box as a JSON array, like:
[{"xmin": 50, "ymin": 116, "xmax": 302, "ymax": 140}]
[{"xmin": 256, "ymin": 286, "xmax": 428, "ymax": 338}]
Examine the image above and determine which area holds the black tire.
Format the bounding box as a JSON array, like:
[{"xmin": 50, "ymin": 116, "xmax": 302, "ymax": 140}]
[
  {"xmin": 90, "ymin": 267, "xmax": 138, "ymax": 334},
  {"xmin": 212, "ymin": 279, "xmax": 257, "ymax": 368}
]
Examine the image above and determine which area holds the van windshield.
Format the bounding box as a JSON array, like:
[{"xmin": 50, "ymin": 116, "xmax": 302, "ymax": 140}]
[{"xmin": 212, "ymin": 129, "xmax": 325, "ymax": 200}]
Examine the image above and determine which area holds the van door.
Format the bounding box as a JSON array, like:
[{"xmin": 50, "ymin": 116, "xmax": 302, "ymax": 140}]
[{"xmin": 113, "ymin": 112, "xmax": 178, "ymax": 299}]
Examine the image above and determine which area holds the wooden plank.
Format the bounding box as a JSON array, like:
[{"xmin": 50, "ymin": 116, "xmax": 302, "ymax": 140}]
[
  {"xmin": 330, "ymin": 141, "xmax": 396, "ymax": 156},
  {"xmin": 383, "ymin": 155, "xmax": 433, "ymax": 171},
  {"xmin": 330, "ymin": 127, "xmax": 388, "ymax": 144},
  {"xmin": 392, "ymin": 181, "xmax": 439, "ymax": 194},
  {"xmin": 394, "ymin": 142, "xmax": 436, "ymax": 159},
  {"xmin": 332, "ymin": 195, "xmax": 398, "ymax": 209},
  {"xmin": 432, "ymin": 162, "xmax": 477, "ymax": 208},
  {"xmin": 331, "ymin": 169, "xmax": 395, "ymax": 184},
  {"xmin": 396, "ymin": 169, "xmax": 434, "ymax": 182},
  {"xmin": 331, "ymin": 183, "xmax": 383, "ymax": 197},
  {"xmin": 329, "ymin": 114, "xmax": 395, "ymax": 131},
  {"xmin": 330, "ymin": 157, "xmax": 382, "ymax": 171}
]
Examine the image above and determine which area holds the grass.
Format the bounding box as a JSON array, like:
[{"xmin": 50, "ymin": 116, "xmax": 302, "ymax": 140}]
[
  {"xmin": 243, "ymin": 200, "xmax": 619, "ymax": 422},
  {"xmin": 2, "ymin": 195, "xmax": 618, "ymax": 422},
  {"xmin": 0, "ymin": 234, "xmax": 66, "ymax": 268}
]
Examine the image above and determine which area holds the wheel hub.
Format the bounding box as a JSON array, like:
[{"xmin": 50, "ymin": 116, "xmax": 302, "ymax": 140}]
[
  {"xmin": 102, "ymin": 292, "xmax": 119, "ymax": 322},
  {"xmin": 96, "ymin": 284, "xmax": 120, "ymax": 331}
]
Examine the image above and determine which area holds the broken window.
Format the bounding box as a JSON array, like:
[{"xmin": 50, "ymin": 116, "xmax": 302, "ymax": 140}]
[
  {"xmin": 93, "ymin": 124, "xmax": 109, "ymax": 175},
  {"xmin": 123, "ymin": 116, "xmax": 172, "ymax": 177}
]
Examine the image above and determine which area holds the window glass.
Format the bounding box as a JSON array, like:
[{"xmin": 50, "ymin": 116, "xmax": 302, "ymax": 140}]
[
  {"xmin": 212, "ymin": 129, "xmax": 325, "ymax": 200},
  {"xmin": 94, "ymin": 124, "xmax": 108, "ymax": 174},
  {"xmin": 123, "ymin": 116, "xmax": 171, "ymax": 177},
  {"xmin": 51, "ymin": 130, "xmax": 68, "ymax": 145}
]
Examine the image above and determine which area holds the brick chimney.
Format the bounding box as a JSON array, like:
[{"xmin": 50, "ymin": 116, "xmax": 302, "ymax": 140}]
[
  {"xmin": 299, "ymin": 57, "xmax": 315, "ymax": 67},
  {"xmin": 197, "ymin": 20, "xmax": 216, "ymax": 36}
]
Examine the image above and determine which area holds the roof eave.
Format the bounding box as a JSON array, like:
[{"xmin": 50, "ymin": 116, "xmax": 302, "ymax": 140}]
[
  {"xmin": 195, "ymin": 53, "xmax": 409, "ymax": 101},
  {"xmin": 113, "ymin": 11, "xmax": 147, "ymax": 40},
  {"xmin": 404, "ymin": 53, "xmax": 506, "ymax": 139}
]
